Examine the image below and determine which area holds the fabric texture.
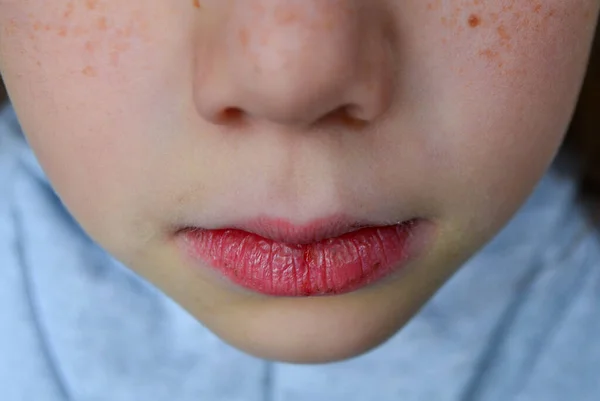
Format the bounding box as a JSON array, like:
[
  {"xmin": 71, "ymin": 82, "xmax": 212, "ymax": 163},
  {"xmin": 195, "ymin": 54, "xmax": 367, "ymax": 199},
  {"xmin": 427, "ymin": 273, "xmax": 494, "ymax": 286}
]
[{"xmin": 1, "ymin": 102, "xmax": 600, "ymax": 401}]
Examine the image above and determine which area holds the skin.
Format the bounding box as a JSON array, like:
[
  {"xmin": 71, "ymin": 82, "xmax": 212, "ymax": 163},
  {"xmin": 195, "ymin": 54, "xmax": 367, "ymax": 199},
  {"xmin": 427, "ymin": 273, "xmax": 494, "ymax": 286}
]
[{"xmin": 0, "ymin": 0, "xmax": 598, "ymax": 363}]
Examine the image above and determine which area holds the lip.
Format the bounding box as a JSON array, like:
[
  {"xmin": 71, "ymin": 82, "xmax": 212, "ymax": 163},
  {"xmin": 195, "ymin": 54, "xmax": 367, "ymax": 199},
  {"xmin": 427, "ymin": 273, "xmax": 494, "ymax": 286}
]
[{"xmin": 176, "ymin": 216, "xmax": 432, "ymax": 297}]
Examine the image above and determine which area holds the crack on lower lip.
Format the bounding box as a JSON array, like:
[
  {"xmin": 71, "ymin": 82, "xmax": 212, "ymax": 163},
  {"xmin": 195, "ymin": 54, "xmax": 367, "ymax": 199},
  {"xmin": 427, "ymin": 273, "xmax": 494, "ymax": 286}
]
[{"xmin": 178, "ymin": 218, "xmax": 426, "ymax": 296}]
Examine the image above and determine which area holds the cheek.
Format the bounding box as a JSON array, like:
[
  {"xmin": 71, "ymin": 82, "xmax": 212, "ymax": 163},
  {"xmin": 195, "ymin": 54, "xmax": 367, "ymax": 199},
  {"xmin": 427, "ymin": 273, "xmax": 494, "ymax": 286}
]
[
  {"xmin": 0, "ymin": 1, "xmax": 184, "ymax": 233},
  {"xmin": 440, "ymin": 1, "xmax": 597, "ymax": 161},
  {"xmin": 0, "ymin": 1, "xmax": 176, "ymax": 115},
  {"xmin": 427, "ymin": 0, "xmax": 598, "ymax": 108},
  {"xmin": 414, "ymin": 1, "xmax": 599, "ymax": 229}
]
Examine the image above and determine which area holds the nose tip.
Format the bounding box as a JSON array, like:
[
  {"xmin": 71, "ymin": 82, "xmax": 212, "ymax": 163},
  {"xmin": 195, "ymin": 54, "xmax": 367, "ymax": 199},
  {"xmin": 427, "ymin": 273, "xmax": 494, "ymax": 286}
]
[{"xmin": 193, "ymin": 1, "xmax": 394, "ymax": 129}]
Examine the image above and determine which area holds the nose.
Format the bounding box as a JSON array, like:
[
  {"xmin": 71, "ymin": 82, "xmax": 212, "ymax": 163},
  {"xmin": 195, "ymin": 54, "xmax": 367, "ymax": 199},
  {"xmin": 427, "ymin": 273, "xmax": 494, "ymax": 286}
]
[{"xmin": 193, "ymin": 0, "xmax": 394, "ymax": 129}]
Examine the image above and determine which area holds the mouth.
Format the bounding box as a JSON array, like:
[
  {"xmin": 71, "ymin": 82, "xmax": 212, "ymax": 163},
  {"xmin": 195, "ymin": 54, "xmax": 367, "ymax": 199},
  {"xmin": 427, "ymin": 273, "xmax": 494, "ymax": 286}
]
[{"xmin": 175, "ymin": 215, "xmax": 433, "ymax": 297}]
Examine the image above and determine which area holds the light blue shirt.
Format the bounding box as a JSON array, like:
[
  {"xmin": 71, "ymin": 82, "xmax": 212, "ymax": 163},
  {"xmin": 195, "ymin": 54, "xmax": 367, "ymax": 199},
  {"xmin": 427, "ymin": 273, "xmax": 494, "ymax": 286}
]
[{"xmin": 2, "ymin": 102, "xmax": 600, "ymax": 401}]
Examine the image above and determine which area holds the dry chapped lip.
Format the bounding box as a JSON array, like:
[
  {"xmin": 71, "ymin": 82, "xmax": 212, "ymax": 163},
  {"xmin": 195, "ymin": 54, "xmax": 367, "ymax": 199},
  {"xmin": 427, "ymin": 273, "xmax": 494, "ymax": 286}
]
[{"xmin": 177, "ymin": 217, "xmax": 431, "ymax": 296}]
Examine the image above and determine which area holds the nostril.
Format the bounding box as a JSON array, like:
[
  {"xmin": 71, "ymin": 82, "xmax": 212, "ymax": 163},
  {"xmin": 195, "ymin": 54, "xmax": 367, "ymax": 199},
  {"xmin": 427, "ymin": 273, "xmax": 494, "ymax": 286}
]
[
  {"xmin": 324, "ymin": 105, "xmax": 369, "ymax": 129},
  {"xmin": 215, "ymin": 107, "xmax": 246, "ymax": 126},
  {"xmin": 343, "ymin": 105, "xmax": 370, "ymax": 128}
]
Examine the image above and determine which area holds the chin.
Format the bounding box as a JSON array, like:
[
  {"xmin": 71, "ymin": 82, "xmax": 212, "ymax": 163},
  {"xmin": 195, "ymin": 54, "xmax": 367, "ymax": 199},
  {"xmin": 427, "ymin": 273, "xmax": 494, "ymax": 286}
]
[{"xmin": 203, "ymin": 284, "xmax": 429, "ymax": 364}]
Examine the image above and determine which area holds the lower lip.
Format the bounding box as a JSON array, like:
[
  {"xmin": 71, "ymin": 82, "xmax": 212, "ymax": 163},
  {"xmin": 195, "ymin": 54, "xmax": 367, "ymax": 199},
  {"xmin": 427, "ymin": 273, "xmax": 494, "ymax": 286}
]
[{"xmin": 177, "ymin": 219, "xmax": 430, "ymax": 297}]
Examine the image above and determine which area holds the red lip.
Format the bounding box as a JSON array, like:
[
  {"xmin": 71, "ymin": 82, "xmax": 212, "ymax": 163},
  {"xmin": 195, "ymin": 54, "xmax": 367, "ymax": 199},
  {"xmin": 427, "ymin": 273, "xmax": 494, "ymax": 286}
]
[
  {"xmin": 176, "ymin": 216, "xmax": 431, "ymax": 296},
  {"xmin": 226, "ymin": 215, "xmax": 395, "ymax": 244}
]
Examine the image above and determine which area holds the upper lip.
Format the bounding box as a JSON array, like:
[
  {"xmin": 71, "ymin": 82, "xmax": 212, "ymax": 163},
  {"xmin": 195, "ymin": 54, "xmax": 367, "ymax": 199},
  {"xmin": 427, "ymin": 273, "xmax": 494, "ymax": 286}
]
[{"xmin": 191, "ymin": 214, "xmax": 413, "ymax": 244}]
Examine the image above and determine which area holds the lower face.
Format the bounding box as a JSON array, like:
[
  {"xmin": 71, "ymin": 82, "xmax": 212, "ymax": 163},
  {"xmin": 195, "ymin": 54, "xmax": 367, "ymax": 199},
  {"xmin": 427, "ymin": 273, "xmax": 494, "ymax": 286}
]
[{"xmin": 0, "ymin": 0, "xmax": 598, "ymax": 363}]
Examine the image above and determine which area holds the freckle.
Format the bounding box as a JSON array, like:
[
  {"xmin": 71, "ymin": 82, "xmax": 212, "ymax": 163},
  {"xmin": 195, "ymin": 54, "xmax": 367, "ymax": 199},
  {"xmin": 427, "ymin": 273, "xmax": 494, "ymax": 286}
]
[
  {"xmin": 82, "ymin": 66, "xmax": 97, "ymax": 77},
  {"xmin": 33, "ymin": 21, "xmax": 43, "ymax": 31},
  {"xmin": 116, "ymin": 25, "xmax": 133, "ymax": 38},
  {"xmin": 426, "ymin": 1, "xmax": 442, "ymax": 11},
  {"xmin": 239, "ymin": 27, "xmax": 249, "ymax": 48},
  {"xmin": 317, "ymin": 18, "xmax": 334, "ymax": 32},
  {"xmin": 73, "ymin": 26, "xmax": 89, "ymax": 36},
  {"xmin": 84, "ymin": 40, "xmax": 96, "ymax": 53},
  {"xmin": 126, "ymin": 25, "xmax": 134, "ymax": 37},
  {"xmin": 97, "ymin": 16, "xmax": 107, "ymax": 30},
  {"xmin": 468, "ymin": 14, "xmax": 480, "ymax": 27},
  {"xmin": 57, "ymin": 27, "xmax": 68, "ymax": 37},
  {"xmin": 502, "ymin": 3, "xmax": 514, "ymax": 12},
  {"xmin": 275, "ymin": 8, "xmax": 300, "ymax": 25},
  {"xmin": 478, "ymin": 48, "xmax": 499, "ymax": 61},
  {"xmin": 44, "ymin": 24, "xmax": 52, "ymax": 31},
  {"xmin": 63, "ymin": 2, "xmax": 75, "ymax": 18},
  {"xmin": 533, "ymin": 4, "xmax": 542, "ymax": 13},
  {"xmin": 497, "ymin": 25, "xmax": 510, "ymax": 41},
  {"xmin": 86, "ymin": 0, "xmax": 99, "ymax": 10},
  {"xmin": 192, "ymin": 0, "xmax": 201, "ymax": 9},
  {"xmin": 427, "ymin": 0, "xmax": 441, "ymax": 11},
  {"xmin": 113, "ymin": 42, "xmax": 130, "ymax": 52}
]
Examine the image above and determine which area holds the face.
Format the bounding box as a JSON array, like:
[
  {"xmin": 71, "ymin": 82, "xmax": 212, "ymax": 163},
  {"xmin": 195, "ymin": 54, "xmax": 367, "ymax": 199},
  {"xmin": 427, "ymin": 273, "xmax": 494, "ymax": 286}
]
[{"xmin": 1, "ymin": 0, "xmax": 598, "ymax": 363}]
